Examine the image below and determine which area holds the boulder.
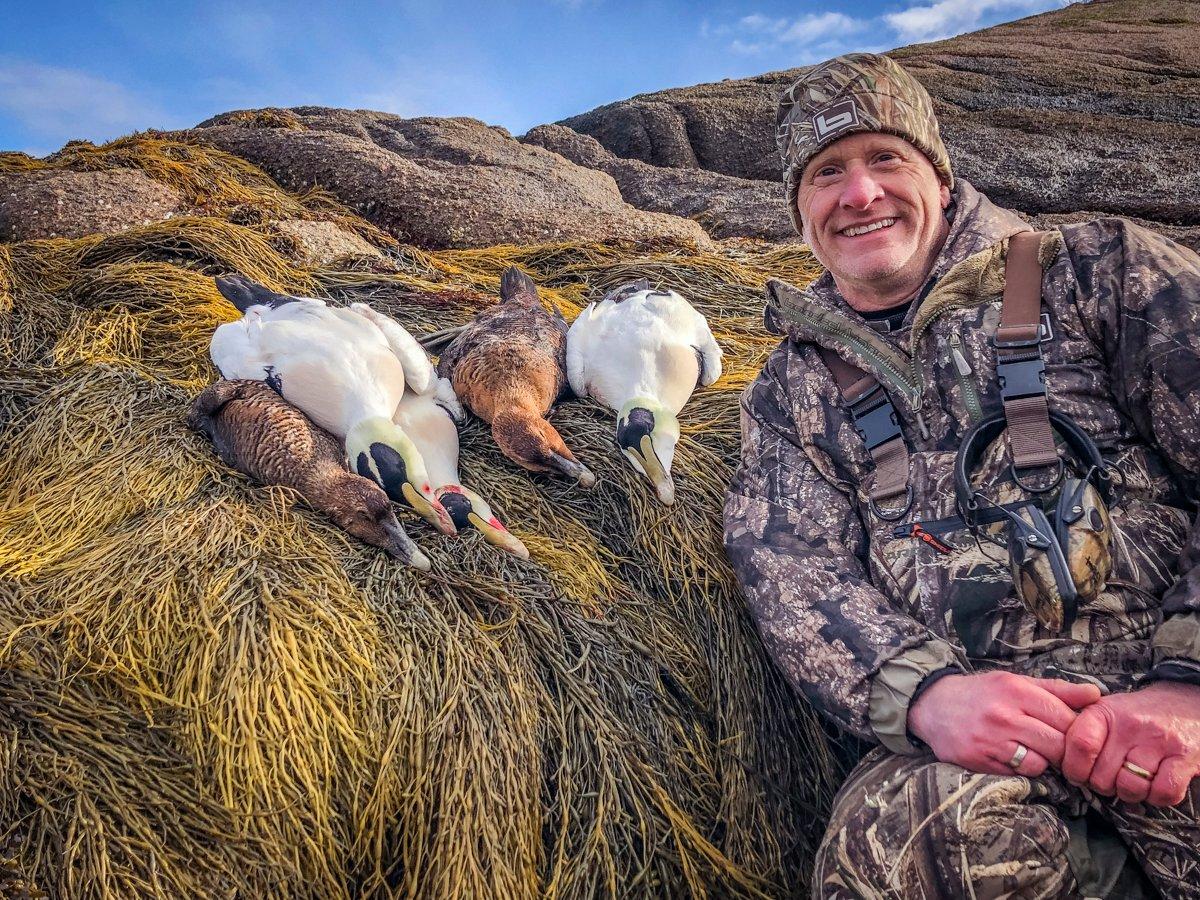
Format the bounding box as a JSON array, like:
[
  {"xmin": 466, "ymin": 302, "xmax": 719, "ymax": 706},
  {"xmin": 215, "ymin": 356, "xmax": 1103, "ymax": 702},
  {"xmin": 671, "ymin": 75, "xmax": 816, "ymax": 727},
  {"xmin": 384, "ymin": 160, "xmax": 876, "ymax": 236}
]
[
  {"xmin": 556, "ymin": 77, "xmax": 786, "ymax": 181},
  {"xmin": 185, "ymin": 109, "xmax": 714, "ymax": 250},
  {"xmin": 555, "ymin": 0, "xmax": 1200, "ymax": 233},
  {"xmin": 0, "ymin": 169, "xmax": 185, "ymax": 242},
  {"xmin": 522, "ymin": 125, "xmax": 794, "ymax": 242},
  {"xmin": 271, "ymin": 219, "xmax": 385, "ymax": 267}
]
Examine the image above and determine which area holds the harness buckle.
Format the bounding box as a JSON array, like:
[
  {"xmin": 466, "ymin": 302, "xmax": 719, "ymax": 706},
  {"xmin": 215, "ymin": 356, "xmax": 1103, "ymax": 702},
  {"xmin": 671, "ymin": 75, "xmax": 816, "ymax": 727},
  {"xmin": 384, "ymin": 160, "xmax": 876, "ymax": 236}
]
[
  {"xmin": 993, "ymin": 313, "xmax": 1053, "ymax": 349},
  {"xmin": 997, "ymin": 355, "xmax": 1047, "ymax": 401},
  {"xmin": 847, "ymin": 385, "xmax": 903, "ymax": 451}
]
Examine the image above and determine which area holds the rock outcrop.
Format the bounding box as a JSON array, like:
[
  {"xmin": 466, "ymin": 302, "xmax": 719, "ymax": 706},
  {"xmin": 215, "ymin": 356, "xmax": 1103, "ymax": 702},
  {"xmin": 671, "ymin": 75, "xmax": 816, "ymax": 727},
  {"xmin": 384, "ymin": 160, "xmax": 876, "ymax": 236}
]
[
  {"xmin": 0, "ymin": 168, "xmax": 185, "ymax": 241},
  {"xmin": 270, "ymin": 219, "xmax": 385, "ymax": 268},
  {"xmin": 185, "ymin": 109, "xmax": 714, "ymax": 250},
  {"xmin": 521, "ymin": 125, "xmax": 793, "ymax": 241},
  {"xmin": 555, "ymin": 0, "xmax": 1200, "ymax": 243}
]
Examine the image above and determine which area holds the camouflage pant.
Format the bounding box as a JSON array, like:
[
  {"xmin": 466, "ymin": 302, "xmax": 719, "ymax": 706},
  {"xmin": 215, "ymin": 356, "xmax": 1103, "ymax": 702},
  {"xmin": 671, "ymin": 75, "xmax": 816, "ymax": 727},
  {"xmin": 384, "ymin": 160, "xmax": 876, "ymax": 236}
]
[{"xmin": 815, "ymin": 747, "xmax": 1200, "ymax": 899}]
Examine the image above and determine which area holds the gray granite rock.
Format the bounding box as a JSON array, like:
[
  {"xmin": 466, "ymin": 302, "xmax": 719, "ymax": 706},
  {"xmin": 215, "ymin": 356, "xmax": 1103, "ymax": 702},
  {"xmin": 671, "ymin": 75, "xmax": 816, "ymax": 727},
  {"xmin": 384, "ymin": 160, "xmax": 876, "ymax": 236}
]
[
  {"xmin": 186, "ymin": 109, "xmax": 714, "ymax": 250},
  {"xmin": 0, "ymin": 169, "xmax": 185, "ymax": 241}
]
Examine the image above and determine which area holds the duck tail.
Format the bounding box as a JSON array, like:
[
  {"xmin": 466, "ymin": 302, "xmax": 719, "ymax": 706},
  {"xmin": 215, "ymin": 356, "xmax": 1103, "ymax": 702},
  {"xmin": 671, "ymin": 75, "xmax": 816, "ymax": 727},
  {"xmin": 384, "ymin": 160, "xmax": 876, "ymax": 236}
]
[
  {"xmin": 215, "ymin": 275, "xmax": 298, "ymax": 313},
  {"xmin": 499, "ymin": 266, "xmax": 539, "ymax": 306},
  {"xmin": 601, "ymin": 278, "xmax": 650, "ymax": 305}
]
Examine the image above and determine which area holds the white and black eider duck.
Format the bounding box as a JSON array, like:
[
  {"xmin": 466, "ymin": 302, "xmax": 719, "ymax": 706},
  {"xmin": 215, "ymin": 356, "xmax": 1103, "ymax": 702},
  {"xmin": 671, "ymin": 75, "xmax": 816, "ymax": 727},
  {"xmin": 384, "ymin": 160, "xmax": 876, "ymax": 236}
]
[
  {"xmin": 566, "ymin": 280, "xmax": 722, "ymax": 505},
  {"xmin": 188, "ymin": 378, "xmax": 432, "ymax": 570},
  {"xmin": 393, "ymin": 377, "xmax": 530, "ymax": 559},
  {"xmin": 209, "ymin": 275, "xmax": 455, "ymax": 535},
  {"xmin": 436, "ymin": 267, "xmax": 595, "ymax": 487}
]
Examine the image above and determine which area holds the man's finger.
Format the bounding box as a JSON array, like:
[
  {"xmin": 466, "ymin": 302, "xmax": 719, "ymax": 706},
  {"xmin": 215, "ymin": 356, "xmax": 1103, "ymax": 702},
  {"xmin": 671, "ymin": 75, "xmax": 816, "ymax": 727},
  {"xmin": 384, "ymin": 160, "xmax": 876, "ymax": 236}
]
[
  {"xmin": 1148, "ymin": 757, "xmax": 1195, "ymax": 808},
  {"xmin": 1063, "ymin": 706, "xmax": 1108, "ymax": 785},
  {"xmin": 992, "ymin": 741, "xmax": 1050, "ymax": 778},
  {"xmin": 1037, "ymin": 678, "xmax": 1103, "ymax": 710},
  {"xmin": 1088, "ymin": 721, "xmax": 1132, "ymax": 796},
  {"xmin": 1114, "ymin": 747, "xmax": 1161, "ymax": 805},
  {"xmin": 1019, "ymin": 685, "xmax": 1083, "ymax": 734},
  {"xmin": 1011, "ymin": 716, "xmax": 1068, "ymax": 767}
]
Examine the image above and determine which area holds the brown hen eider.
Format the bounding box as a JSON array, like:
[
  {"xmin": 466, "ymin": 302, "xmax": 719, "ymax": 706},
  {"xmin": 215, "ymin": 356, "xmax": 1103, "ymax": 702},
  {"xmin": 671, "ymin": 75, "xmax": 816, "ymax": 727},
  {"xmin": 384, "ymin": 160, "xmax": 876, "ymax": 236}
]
[
  {"xmin": 436, "ymin": 267, "xmax": 595, "ymax": 486},
  {"xmin": 187, "ymin": 379, "xmax": 431, "ymax": 570}
]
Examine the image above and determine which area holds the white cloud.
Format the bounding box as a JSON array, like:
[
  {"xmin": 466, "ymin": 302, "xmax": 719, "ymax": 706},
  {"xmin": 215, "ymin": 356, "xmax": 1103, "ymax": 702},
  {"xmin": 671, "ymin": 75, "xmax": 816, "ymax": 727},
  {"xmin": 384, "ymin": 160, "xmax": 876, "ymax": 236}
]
[
  {"xmin": 885, "ymin": 0, "xmax": 1072, "ymax": 43},
  {"xmin": 0, "ymin": 58, "xmax": 170, "ymax": 153},
  {"xmin": 706, "ymin": 1, "xmax": 1073, "ymax": 59},
  {"xmin": 780, "ymin": 12, "xmax": 865, "ymax": 43},
  {"xmin": 739, "ymin": 13, "xmax": 788, "ymax": 33},
  {"xmin": 708, "ymin": 9, "xmax": 870, "ymax": 56},
  {"xmin": 730, "ymin": 39, "xmax": 771, "ymax": 55}
]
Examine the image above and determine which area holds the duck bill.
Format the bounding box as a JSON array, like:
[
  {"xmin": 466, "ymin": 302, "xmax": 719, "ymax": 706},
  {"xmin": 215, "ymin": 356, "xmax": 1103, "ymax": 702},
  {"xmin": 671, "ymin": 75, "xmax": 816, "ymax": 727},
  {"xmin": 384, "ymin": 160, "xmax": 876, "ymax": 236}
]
[
  {"xmin": 630, "ymin": 435, "xmax": 675, "ymax": 505},
  {"xmin": 382, "ymin": 518, "xmax": 432, "ymax": 571},
  {"xmin": 401, "ymin": 481, "xmax": 457, "ymax": 535},
  {"xmin": 548, "ymin": 452, "xmax": 596, "ymax": 488},
  {"xmin": 467, "ymin": 511, "xmax": 530, "ymax": 560}
]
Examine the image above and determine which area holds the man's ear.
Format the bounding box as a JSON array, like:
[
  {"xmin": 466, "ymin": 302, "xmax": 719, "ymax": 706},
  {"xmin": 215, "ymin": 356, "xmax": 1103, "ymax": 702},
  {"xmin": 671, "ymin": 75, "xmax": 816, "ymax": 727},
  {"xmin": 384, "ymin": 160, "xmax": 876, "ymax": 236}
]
[{"xmin": 939, "ymin": 183, "xmax": 951, "ymax": 208}]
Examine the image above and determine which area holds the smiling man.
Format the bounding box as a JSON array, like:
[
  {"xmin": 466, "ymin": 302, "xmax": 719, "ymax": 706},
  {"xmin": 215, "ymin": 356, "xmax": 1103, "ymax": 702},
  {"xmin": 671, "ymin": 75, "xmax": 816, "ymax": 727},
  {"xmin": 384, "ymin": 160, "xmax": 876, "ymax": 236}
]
[{"xmin": 724, "ymin": 53, "xmax": 1200, "ymax": 897}]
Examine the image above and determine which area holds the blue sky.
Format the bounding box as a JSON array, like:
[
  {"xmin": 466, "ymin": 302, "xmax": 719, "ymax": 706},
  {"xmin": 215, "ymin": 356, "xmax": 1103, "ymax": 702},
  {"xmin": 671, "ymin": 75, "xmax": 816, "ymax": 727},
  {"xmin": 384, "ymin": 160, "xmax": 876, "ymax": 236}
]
[{"xmin": 0, "ymin": 0, "xmax": 1071, "ymax": 156}]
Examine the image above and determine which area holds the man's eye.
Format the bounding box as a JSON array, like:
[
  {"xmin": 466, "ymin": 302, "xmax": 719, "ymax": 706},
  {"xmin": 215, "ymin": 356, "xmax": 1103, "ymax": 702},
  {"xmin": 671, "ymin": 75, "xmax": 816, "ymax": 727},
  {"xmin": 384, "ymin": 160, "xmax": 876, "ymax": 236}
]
[
  {"xmin": 814, "ymin": 166, "xmax": 839, "ymax": 179},
  {"xmin": 874, "ymin": 152, "xmax": 900, "ymax": 164}
]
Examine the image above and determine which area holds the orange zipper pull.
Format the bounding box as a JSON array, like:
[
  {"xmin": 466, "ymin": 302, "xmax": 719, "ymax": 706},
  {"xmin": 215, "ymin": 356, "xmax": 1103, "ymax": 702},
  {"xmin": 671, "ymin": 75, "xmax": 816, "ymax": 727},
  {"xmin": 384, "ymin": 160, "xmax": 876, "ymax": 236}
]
[{"xmin": 910, "ymin": 523, "xmax": 953, "ymax": 554}]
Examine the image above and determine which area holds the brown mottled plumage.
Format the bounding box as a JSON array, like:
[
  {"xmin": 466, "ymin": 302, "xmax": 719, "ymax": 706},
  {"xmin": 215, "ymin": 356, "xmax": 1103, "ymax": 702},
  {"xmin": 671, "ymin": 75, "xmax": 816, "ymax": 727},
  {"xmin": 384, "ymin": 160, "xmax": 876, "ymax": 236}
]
[
  {"xmin": 436, "ymin": 267, "xmax": 595, "ymax": 485},
  {"xmin": 187, "ymin": 379, "xmax": 431, "ymax": 569}
]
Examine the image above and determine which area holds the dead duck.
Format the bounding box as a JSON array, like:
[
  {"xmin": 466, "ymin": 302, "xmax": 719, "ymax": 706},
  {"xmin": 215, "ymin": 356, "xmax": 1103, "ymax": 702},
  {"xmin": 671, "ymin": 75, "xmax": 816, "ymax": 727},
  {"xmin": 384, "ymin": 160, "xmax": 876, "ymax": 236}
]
[
  {"xmin": 566, "ymin": 280, "xmax": 722, "ymax": 505},
  {"xmin": 188, "ymin": 378, "xmax": 431, "ymax": 570},
  {"xmin": 394, "ymin": 376, "xmax": 530, "ymax": 559},
  {"xmin": 209, "ymin": 275, "xmax": 455, "ymax": 536},
  {"xmin": 436, "ymin": 267, "xmax": 595, "ymax": 486}
]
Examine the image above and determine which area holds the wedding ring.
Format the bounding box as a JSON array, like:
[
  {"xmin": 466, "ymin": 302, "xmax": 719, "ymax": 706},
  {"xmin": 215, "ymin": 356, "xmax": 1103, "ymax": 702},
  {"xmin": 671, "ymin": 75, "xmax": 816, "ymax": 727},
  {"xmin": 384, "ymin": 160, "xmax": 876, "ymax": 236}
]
[
  {"xmin": 1008, "ymin": 744, "xmax": 1028, "ymax": 769},
  {"xmin": 1122, "ymin": 761, "xmax": 1153, "ymax": 781}
]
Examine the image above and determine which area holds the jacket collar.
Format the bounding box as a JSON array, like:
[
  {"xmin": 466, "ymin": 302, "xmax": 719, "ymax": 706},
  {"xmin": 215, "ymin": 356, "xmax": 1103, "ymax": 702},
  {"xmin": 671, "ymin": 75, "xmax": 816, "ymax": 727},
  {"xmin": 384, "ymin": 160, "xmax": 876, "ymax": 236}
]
[{"xmin": 764, "ymin": 179, "xmax": 1031, "ymax": 343}]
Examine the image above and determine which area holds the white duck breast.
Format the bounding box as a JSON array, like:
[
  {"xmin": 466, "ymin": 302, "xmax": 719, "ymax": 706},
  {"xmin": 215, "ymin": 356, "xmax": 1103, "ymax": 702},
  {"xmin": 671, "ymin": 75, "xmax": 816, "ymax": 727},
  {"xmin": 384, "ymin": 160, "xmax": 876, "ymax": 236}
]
[
  {"xmin": 566, "ymin": 285, "xmax": 722, "ymax": 505},
  {"xmin": 208, "ymin": 276, "xmax": 455, "ymax": 535}
]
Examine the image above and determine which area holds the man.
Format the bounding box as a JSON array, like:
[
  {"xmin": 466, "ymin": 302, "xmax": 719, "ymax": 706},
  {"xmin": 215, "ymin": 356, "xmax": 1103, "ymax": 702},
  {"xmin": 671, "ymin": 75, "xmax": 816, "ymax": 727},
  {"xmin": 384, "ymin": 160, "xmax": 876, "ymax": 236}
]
[{"xmin": 723, "ymin": 52, "xmax": 1200, "ymax": 898}]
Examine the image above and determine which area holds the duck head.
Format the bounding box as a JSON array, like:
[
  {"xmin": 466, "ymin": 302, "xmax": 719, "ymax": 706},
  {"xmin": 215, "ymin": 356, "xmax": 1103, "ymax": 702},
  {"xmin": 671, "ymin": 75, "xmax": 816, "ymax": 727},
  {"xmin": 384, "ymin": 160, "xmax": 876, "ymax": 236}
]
[
  {"xmin": 345, "ymin": 416, "xmax": 456, "ymax": 535},
  {"xmin": 437, "ymin": 485, "xmax": 529, "ymax": 559},
  {"xmin": 325, "ymin": 473, "xmax": 432, "ymax": 571},
  {"xmin": 492, "ymin": 410, "xmax": 596, "ymax": 488},
  {"xmin": 615, "ymin": 399, "xmax": 679, "ymax": 505}
]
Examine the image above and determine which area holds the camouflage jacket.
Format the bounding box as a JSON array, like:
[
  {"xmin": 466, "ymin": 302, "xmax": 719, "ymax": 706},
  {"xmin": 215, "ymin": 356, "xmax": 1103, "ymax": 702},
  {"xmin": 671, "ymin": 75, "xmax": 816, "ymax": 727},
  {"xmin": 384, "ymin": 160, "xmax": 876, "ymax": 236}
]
[{"xmin": 724, "ymin": 179, "xmax": 1200, "ymax": 754}]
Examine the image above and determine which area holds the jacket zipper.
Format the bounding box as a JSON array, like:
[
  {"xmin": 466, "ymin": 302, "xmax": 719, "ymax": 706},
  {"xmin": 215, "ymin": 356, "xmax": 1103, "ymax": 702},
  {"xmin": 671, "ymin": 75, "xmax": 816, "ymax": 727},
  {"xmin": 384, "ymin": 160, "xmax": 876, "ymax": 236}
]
[
  {"xmin": 947, "ymin": 333, "xmax": 983, "ymax": 425},
  {"xmin": 786, "ymin": 307, "xmax": 932, "ymax": 438}
]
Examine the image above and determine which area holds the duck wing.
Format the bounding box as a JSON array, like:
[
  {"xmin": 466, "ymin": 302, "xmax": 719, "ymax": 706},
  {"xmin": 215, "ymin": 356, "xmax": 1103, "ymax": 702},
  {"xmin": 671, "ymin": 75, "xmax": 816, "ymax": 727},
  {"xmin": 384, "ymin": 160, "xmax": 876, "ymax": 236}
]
[
  {"xmin": 431, "ymin": 374, "xmax": 466, "ymax": 425},
  {"xmin": 639, "ymin": 289, "xmax": 723, "ymax": 389},
  {"xmin": 349, "ymin": 303, "xmax": 436, "ymax": 396},
  {"xmin": 692, "ymin": 331, "xmax": 723, "ymax": 387}
]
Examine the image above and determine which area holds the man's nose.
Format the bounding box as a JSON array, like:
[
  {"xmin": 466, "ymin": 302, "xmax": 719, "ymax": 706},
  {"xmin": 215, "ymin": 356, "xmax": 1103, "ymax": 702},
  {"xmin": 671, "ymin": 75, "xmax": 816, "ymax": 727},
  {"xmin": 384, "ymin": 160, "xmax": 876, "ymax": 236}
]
[{"xmin": 839, "ymin": 166, "xmax": 885, "ymax": 209}]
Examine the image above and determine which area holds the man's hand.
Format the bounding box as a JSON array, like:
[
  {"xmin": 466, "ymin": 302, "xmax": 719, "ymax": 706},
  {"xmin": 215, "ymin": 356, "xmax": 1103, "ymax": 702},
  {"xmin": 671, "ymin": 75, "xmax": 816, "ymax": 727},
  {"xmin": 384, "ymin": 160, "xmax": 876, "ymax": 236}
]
[
  {"xmin": 1062, "ymin": 680, "xmax": 1200, "ymax": 807},
  {"xmin": 908, "ymin": 671, "xmax": 1102, "ymax": 776}
]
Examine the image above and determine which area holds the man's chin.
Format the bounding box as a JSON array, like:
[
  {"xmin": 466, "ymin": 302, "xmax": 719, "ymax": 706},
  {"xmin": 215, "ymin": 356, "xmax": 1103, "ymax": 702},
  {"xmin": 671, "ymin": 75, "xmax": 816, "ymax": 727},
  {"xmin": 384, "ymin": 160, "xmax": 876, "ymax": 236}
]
[{"xmin": 835, "ymin": 254, "xmax": 911, "ymax": 285}]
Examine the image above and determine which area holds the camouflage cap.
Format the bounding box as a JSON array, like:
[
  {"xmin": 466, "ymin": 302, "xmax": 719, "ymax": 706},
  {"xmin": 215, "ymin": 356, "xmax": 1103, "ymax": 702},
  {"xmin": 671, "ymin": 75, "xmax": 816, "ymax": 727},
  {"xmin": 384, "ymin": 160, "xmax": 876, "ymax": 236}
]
[{"xmin": 777, "ymin": 52, "xmax": 954, "ymax": 233}]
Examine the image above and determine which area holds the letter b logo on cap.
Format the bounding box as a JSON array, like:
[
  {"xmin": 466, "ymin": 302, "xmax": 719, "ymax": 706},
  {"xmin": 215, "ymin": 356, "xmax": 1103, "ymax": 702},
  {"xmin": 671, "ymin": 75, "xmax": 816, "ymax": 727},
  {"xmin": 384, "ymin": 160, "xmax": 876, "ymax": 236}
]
[{"xmin": 812, "ymin": 100, "xmax": 861, "ymax": 141}]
